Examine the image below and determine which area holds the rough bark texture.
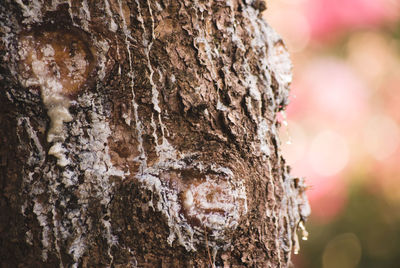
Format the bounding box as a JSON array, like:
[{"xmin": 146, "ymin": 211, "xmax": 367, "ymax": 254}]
[{"xmin": 0, "ymin": 0, "xmax": 310, "ymax": 267}]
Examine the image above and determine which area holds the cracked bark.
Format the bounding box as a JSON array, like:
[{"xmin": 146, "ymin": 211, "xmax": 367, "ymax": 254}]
[{"xmin": 0, "ymin": 0, "xmax": 310, "ymax": 267}]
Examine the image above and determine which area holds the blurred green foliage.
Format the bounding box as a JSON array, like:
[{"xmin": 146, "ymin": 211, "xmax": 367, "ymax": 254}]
[{"xmin": 300, "ymin": 184, "xmax": 400, "ymax": 268}]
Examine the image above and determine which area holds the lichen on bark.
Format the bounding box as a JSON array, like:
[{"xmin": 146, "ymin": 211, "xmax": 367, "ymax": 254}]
[{"xmin": 0, "ymin": 0, "xmax": 310, "ymax": 267}]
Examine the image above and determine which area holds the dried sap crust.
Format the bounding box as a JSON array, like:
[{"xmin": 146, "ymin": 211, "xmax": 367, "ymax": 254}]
[
  {"xmin": 18, "ymin": 28, "xmax": 95, "ymax": 166},
  {"xmin": 157, "ymin": 167, "xmax": 248, "ymax": 249}
]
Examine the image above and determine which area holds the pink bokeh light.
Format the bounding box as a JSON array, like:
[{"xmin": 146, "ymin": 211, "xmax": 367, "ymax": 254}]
[
  {"xmin": 287, "ymin": 58, "xmax": 368, "ymax": 128},
  {"xmin": 306, "ymin": 174, "xmax": 348, "ymax": 223},
  {"xmin": 267, "ymin": 0, "xmax": 400, "ymax": 224},
  {"xmin": 305, "ymin": 0, "xmax": 399, "ymax": 40}
]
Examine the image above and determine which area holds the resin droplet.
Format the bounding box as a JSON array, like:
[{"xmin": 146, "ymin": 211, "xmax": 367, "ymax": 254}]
[
  {"xmin": 18, "ymin": 29, "xmax": 95, "ymax": 96},
  {"xmin": 299, "ymin": 221, "xmax": 309, "ymax": 241}
]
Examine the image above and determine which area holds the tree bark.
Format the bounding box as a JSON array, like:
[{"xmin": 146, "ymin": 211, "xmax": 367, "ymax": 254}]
[{"xmin": 0, "ymin": 0, "xmax": 310, "ymax": 267}]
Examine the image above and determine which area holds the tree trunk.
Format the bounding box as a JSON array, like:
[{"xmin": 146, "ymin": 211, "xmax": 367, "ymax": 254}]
[{"xmin": 0, "ymin": 0, "xmax": 310, "ymax": 267}]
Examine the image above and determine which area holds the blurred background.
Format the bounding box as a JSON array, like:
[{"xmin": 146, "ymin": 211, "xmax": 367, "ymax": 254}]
[{"xmin": 264, "ymin": 0, "xmax": 400, "ymax": 267}]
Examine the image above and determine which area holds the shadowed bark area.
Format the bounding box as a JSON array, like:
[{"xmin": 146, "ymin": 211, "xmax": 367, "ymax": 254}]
[{"xmin": 0, "ymin": 0, "xmax": 310, "ymax": 267}]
